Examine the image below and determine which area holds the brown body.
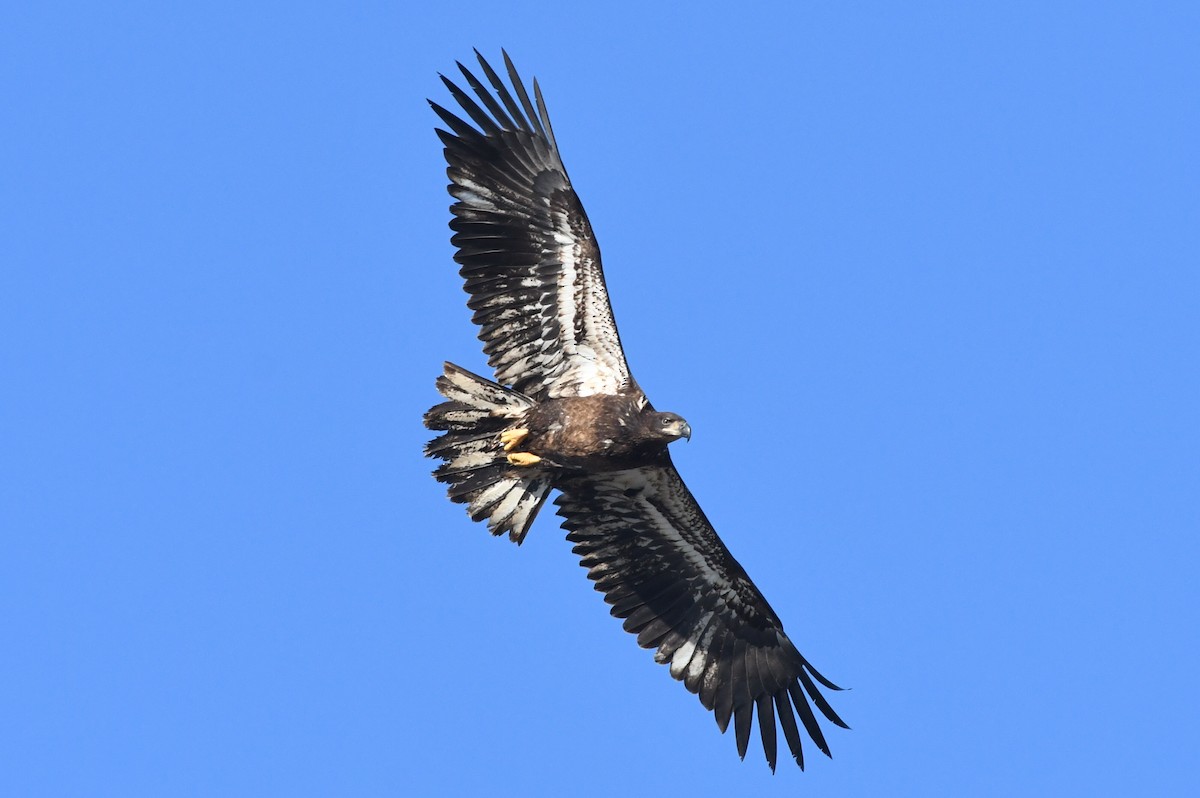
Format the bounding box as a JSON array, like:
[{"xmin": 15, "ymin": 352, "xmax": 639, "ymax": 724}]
[{"xmin": 510, "ymin": 394, "xmax": 689, "ymax": 473}]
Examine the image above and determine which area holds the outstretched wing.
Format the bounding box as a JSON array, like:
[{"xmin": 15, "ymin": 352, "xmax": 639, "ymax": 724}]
[
  {"xmin": 431, "ymin": 51, "xmax": 632, "ymax": 401},
  {"xmin": 555, "ymin": 463, "xmax": 848, "ymax": 772}
]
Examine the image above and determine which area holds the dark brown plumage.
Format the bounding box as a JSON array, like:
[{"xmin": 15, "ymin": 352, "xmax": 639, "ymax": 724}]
[
  {"xmin": 423, "ymin": 51, "xmax": 847, "ymax": 772},
  {"xmin": 515, "ymin": 395, "xmax": 689, "ymax": 469}
]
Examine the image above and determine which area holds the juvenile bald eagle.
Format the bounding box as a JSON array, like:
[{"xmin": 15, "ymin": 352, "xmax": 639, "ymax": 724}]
[{"xmin": 423, "ymin": 51, "xmax": 848, "ymax": 772}]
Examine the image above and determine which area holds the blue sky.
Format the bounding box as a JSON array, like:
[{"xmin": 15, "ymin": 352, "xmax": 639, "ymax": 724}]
[{"xmin": 3, "ymin": 2, "xmax": 1198, "ymax": 795}]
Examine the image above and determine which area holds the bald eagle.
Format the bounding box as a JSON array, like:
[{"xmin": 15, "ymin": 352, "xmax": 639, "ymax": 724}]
[{"xmin": 423, "ymin": 51, "xmax": 848, "ymax": 772}]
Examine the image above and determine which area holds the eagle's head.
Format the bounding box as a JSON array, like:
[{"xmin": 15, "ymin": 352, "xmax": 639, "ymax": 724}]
[{"xmin": 648, "ymin": 411, "xmax": 692, "ymax": 443}]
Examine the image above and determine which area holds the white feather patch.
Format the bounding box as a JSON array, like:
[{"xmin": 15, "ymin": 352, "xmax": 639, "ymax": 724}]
[
  {"xmin": 489, "ymin": 483, "xmax": 525, "ymax": 525},
  {"xmin": 669, "ymin": 640, "xmax": 697, "ymax": 679},
  {"xmin": 684, "ymin": 614, "xmax": 718, "ymax": 682},
  {"xmin": 471, "ymin": 479, "xmax": 514, "ymax": 513}
]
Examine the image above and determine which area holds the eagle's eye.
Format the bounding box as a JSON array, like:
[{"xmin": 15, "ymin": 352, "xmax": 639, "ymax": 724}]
[{"xmin": 661, "ymin": 417, "xmax": 671, "ymax": 427}]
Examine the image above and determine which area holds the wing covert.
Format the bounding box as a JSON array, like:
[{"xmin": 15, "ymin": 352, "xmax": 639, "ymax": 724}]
[
  {"xmin": 554, "ymin": 462, "xmax": 848, "ymax": 771},
  {"xmin": 431, "ymin": 51, "xmax": 631, "ymax": 400}
]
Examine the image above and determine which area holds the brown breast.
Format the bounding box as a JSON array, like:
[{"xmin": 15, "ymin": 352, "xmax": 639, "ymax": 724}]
[{"xmin": 522, "ymin": 394, "xmax": 652, "ymax": 469}]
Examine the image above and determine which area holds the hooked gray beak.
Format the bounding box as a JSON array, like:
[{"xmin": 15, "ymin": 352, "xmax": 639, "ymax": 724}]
[{"xmin": 680, "ymin": 422, "xmax": 692, "ymax": 442}]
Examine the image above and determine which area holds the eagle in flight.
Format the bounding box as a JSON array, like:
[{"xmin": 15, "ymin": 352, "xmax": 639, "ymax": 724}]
[{"xmin": 424, "ymin": 51, "xmax": 848, "ymax": 772}]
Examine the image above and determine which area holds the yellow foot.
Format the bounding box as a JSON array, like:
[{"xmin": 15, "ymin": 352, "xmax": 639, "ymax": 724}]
[
  {"xmin": 500, "ymin": 428, "xmax": 529, "ymax": 452},
  {"xmin": 506, "ymin": 452, "xmax": 542, "ymax": 467}
]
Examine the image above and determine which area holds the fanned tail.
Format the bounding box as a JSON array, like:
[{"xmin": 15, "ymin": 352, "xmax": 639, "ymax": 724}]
[{"xmin": 423, "ymin": 362, "xmax": 550, "ymax": 543}]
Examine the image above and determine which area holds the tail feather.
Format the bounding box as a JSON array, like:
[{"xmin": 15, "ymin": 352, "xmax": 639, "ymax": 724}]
[
  {"xmin": 430, "ymin": 436, "xmax": 501, "ymax": 477},
  {"xmin": 424, "ymin": 362, "xmax": 550, "ymax": 544},
  {"xmin": 433, "ymin": 363, "xmax": 531, "ymax": 413},
  {"xmin": 424, "ymin": 401, "xmax": 498, "ymax": 432}
]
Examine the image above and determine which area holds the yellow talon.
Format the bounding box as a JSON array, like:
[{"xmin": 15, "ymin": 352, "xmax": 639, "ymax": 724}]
[
  {"xmin": 506, "ymin": 452, "xmax": 541, "ymax": 467},
  {"xmin": 500, "ymin": 428, "xmax": 529, "ymax": 452}
]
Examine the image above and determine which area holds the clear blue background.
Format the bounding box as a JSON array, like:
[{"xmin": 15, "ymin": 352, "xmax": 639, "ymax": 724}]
[{"xmin": 3, "ymin": 2, "xmax": 1197, "ymax": 795}]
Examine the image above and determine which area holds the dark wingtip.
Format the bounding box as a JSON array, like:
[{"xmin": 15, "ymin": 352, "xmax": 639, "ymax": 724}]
[{"xmin": 804, "ymin": 658, "xmax": 846, "ymax": 691}]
